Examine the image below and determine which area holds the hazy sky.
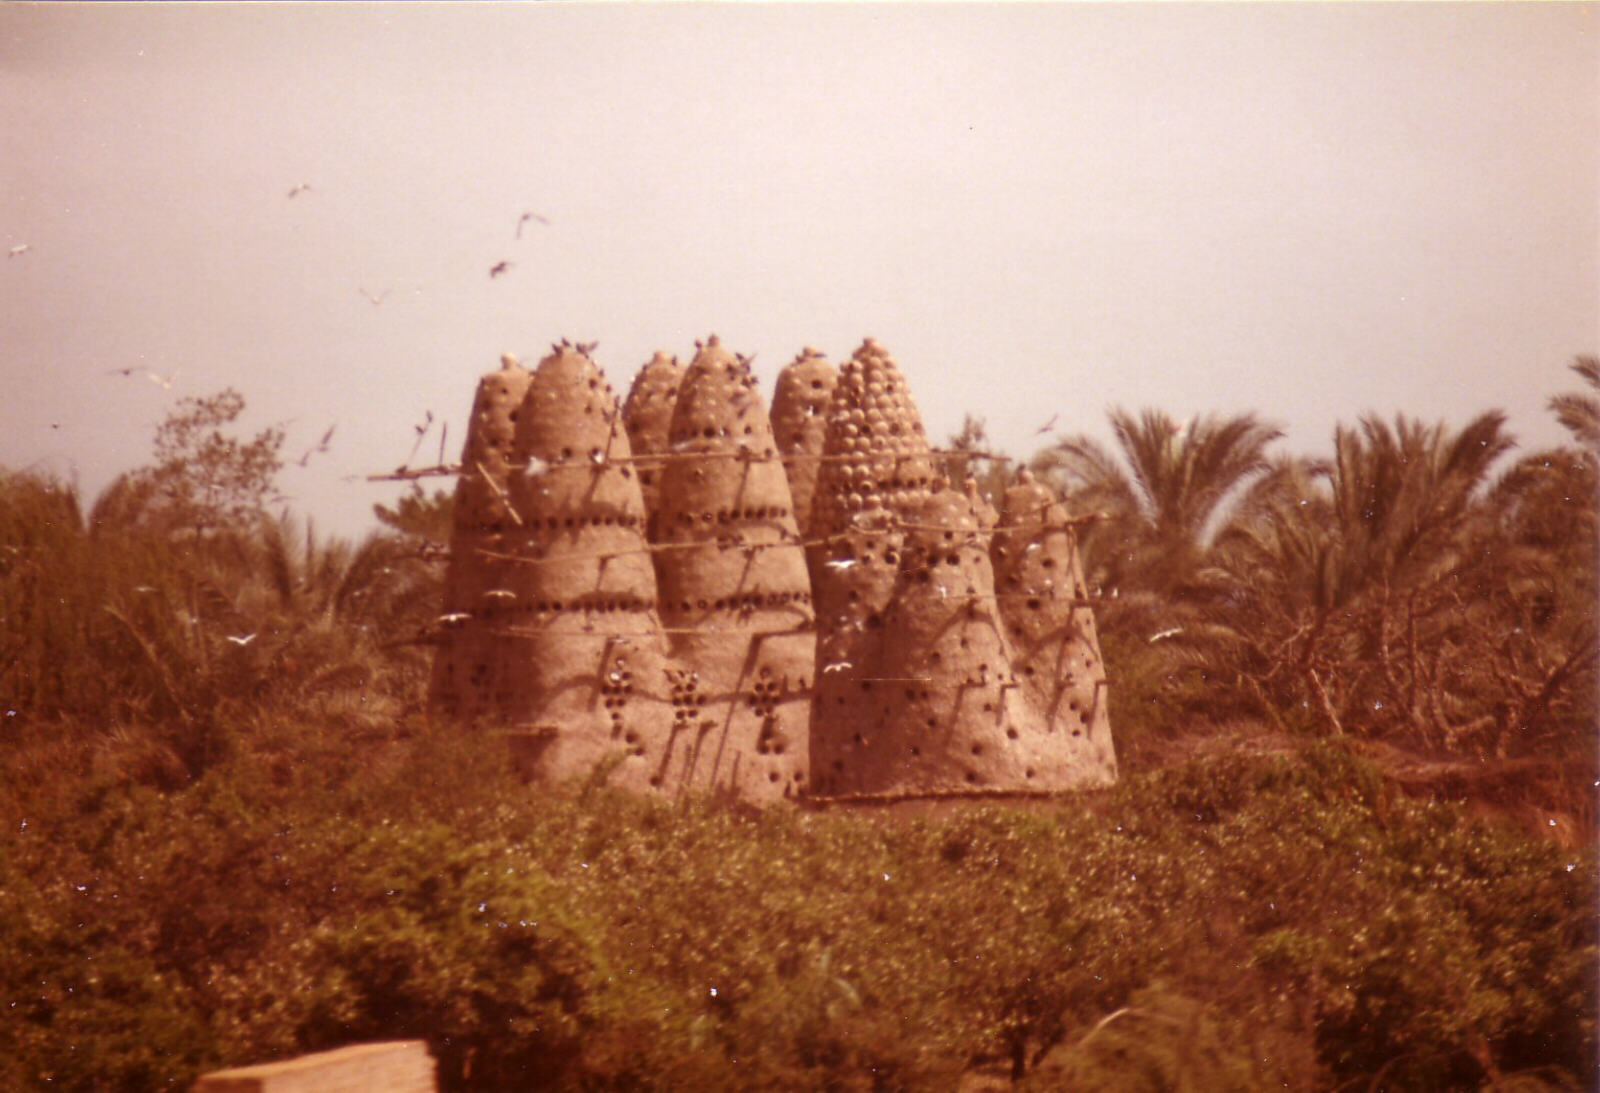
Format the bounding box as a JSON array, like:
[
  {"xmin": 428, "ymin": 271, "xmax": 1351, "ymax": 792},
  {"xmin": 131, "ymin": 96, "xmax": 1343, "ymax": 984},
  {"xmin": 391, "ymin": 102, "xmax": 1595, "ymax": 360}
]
[{"xmin": 3, "ymin": 3, "xmax": 1595, "ymax": 539}]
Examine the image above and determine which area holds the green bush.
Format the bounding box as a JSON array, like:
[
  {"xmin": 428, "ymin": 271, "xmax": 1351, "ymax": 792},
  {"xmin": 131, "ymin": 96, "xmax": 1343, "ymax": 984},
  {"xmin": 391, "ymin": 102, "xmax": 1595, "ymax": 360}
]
[{"xmin": 1, "ymin": 732, "xmax": 1592, "ymax": 1092}]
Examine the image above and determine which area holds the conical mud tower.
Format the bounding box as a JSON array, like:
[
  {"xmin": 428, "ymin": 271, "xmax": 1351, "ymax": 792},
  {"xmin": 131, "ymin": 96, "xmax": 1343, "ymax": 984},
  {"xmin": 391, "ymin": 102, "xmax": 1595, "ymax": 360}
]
[
  {"xmin": 808, "ymin": 339, "xmax": 947, "ymax": 784},
  {"xmin": 992, "ymin": 470, "xmax": 1117, "ymax": 783},
  {"xmin": 427, "ymin": 333, "xmax": 1119, "ymax": 806},
  {"xmin": 769, "ymin": 346, "xmax": 838, "ymax": 535},
  {"xmin": 495, "ymin": 341, "xmax": 678, "ymax": 794},
  {"xmin": 650, "ymin": 336, "xmax": 815, "ymax": 802},
  {"xmin": 429, "ymin": 354, "xmax": 535, "ymax": 721},
  {"xmin": 620, "ymin": 351, "xmax": 683, "ymax": 532},
  {"xmin": 812, "ymin": 487, "xmax": 1049, "ymax": 796}
]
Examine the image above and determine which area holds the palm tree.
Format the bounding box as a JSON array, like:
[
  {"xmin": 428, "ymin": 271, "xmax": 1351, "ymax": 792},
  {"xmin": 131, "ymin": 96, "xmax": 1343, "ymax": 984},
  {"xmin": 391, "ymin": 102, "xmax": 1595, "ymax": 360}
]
[
  {"xmin": 1033, "ymin": 408, "xmax": 1284, "ymax": 602},
  {"xmin": 1548, "ymin": 355, "xmax": 1600, "ymax": 454},
  {"xmin": 1188, "ymin": 411, "xmax": 1537, "ymax": 746}
]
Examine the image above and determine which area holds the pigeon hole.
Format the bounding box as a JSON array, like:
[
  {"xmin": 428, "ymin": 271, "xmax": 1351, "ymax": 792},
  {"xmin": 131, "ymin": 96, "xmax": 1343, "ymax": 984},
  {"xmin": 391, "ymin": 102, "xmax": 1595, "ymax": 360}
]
[
  {"xmin": 651, "ymin": 335, "xmax": 814, "ymax": 803},
  {"xmin": 992, "ymin": 471, "xmax": 1118, "ymax": 785},
  {"xmin": 429, "ymin": 354, "xmax": 534, "ymax": 722},
  {"xmin": 495, "ymin": 342, "xmax": 676, "ymax": 795},
  {"xmin": 620, "ymin": 351, "xmax": 684, "ymax": 535},
  {"xmin": 769, "ymin": 347, "xmax": 838, "ymax": 534}
]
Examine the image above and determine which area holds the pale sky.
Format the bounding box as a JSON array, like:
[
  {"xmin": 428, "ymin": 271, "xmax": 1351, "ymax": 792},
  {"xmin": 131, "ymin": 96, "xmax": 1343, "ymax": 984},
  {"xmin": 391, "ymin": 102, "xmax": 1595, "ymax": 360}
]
[{"xmin": 3, "ymin": 3, "xmax": 1595, "ymax": 540}]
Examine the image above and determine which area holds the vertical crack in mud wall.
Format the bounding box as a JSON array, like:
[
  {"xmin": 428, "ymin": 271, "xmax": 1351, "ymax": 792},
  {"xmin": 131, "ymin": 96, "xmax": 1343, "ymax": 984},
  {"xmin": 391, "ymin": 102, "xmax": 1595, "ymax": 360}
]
[
  {"xmin": 651, "ymin": 336, "xmax": 815, "ymax": 803},
  {"xmin": 429, "ymin": 336, "xmax": 1117, "ymax": 805}
]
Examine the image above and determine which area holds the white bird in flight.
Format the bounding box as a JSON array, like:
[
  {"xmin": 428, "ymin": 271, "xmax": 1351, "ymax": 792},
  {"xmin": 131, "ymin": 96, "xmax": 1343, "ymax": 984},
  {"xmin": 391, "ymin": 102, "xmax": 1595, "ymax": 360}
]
[
  {"xmin": 358, "ymin": 287, "xmax": 390, "ymax": 307},
  {"xmin": 516, "ymin": 211, "xmax": 550, "ymax": 238},
  {"xmin": 287, "ymin": 182, "xmax": 313, "ymax": 199},
  {"xmin": 225, "ymin": 633, "xmax": 256, "ymax": 646},
  {"xmin": 7, "ymin": 244, "xmax": 29, "ymax": 258},
  {"xmin": 106, "ymin": 367, "xmax": 178, "ymax": 389}
]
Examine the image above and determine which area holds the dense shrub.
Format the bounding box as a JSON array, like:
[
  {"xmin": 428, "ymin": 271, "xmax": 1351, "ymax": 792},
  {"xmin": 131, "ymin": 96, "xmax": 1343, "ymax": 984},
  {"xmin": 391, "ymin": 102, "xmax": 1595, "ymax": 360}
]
[{"xmin": 1, "ymin": 728, "xmax": 1592, "ymax": 1092}]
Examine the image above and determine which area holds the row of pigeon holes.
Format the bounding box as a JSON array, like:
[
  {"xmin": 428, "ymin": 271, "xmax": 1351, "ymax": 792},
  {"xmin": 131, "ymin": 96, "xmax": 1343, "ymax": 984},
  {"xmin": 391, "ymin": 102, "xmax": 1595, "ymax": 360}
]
[
  {"xmin": 504, "ymin": 596, "xmax": 655, "ymax": 616},
  {"xmin": 519, "ymin": 449, "xmax": 636, "ymax": 479},
  {"xmin": 827, "ymin": 469, "xmax": 941, "ymax": 493},
  {"xmin": 668, "ymin": 590, "xmax": 812, "ymax": 614},
  {"xmin": 992, "ymin": 541, "xmax": 1064, "ymax": 568},
  {"xmin": 512, "ymin": 511, "xmax": 646, "ymax": 533},
  {"xmin": 666, "ymin": 424, "xmax": 780, "ymax": 453},
  {"xmin": 670, "ymin": 505, "xmax": 793, "ymax": 527},
  {"xmin": 905, "ymin": 546, "xmax": 990, "ymax": 572},
  {"xmin": 833, "ymin": 538, "xmax": 898, "ymax": 568},
  {"xmin": 831, "ymin": 416, "xmax": 922, "ymax": 442}
]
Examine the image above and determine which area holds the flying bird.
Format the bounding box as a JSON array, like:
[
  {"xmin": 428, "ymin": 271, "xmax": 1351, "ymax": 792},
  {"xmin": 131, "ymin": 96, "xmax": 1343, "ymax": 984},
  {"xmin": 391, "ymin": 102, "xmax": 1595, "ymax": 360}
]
[
  {"xmin": 286, "ymin": 183, "xmax": 313, "ymax": 199},
  {"xmin": 1147, "ymin": 627, "xmax": 1184, "ymax": 644},
  {"xmin": 437, "ymin": 612, "xmax": 472, "ymax": 625},
  {"xmin": 6, "ymin": 244, "xmax": 29, "ymax": 258},
  {"xmin": 225, "ymin": 633, "xmax": 257, "ymax": 646},
  {"xmin": 482, "ymin": 589, "xmax": 517, "ymax": 601},
  {"xmin": 298, "ymin": 424, "xmax": 336, "ymax": 466},
  {"xmin": 1034, "ymin": 413, "xmax": 1059, "ymax": 436},
  {"xmin": 489, "ymin": 260, "xmax": 513, "ymax": 278},
  {"xmin": 107, "ymin": 367, "xmax": 177, "ymax": 389},
  {"xmin": 358, "ymin": 287, "xmax": 390, "ymax": 307},
  {"xmin": 515, "ymin": 211, "xmax": 550, "ymax": 238},
  {"xmin": 822, "ymin": 661, "xmax": 852, "ymax": 674},
  {"xmin": 824, "ymin": 558, "xmax": 859, "ymax": 571}
]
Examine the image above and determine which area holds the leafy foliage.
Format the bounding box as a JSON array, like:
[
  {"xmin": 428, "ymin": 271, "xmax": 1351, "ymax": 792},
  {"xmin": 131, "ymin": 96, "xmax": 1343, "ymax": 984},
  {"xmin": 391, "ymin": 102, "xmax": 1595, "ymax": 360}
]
[
  {"xmin": 1, "ymin": 727, "xmax": 1594, "ymax": 1092},
  {"xmin": 374, "ymin": 483, "xmax": 454, "ymax": 545},
  {"xmin": 98, "ymin": 388, "xmax": 286, "ymax": 537}
]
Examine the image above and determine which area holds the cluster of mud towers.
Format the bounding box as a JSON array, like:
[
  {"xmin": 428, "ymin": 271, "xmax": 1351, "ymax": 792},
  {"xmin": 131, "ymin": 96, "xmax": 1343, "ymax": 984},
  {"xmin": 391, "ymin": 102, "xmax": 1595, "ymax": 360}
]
[{"xmin": 429, "ymin": 336, "xmax": 1116, "ymax": 806}]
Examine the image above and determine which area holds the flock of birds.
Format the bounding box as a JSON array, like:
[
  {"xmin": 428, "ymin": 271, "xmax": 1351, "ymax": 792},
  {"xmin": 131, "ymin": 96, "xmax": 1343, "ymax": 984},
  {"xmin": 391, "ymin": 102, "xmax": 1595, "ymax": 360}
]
[{"xmin": 7, "ymin": 181, "xmax": 555, "ymax": 474}]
